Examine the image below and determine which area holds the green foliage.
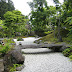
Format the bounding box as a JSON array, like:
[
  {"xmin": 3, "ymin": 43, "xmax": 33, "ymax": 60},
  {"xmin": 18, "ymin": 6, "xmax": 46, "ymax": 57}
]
[
  {"xmin": 17, "ymin": 37, "xmax": 23, "ymax": 41},
  {"xmin": 44, "ymin": 30, "xmax": 54, "ymax": 34},
  {"xmin": 28, "ymin": 0, "xmax": 50, "ymax": 36},
  {"xmin": 64, "ymin": 16, "xmax": 72, "ymax": 44},
  {"xmin": 0, "ymin": 0, "xmax": 15, "ymax": 19},
  {"xmin": 3, "ymin": 38, "xmax": 15, "ymax": 44},
  {"xmin": 30, "ymin": 8, "xmax": 48, "ymax": 36},
  {"xmin": 64, "ymin": 17, "xmax": 72, "ymax": 28},
  {"xmin": 62, "ymin": 47, "xmax": 72, "ymax": 57},
  {"xmin": 69, "ymin": 55, "xmax": 72, "ymax": 61},
  {"xmin": 0, "ymin": 43, "xmax": 10, "ymax": 56},
  {"xmin": 4, "ymin": 10, "xmax": 24, "ymax": 26},
  {"xmin": 60, "ymin": 28, "xmax": 69, "ymax": 37},
  {"xmin": 62, "ymin": 46, "xmax": 72, "ymax": 61},
  {"xmin": 0, "ymin": 38, "xmax": 15, "ymax": 56},
  {"xmin": 9, "ymin": 64, "xmax": 22, "ymax": 72},
  {"xmin": 62, "ymin": 48, "xmax": 70, "ymax": 57},
  {"xmin": 3, "ymin": 10, "xmax": 27, "ymax": 37},
  {"xmin": 39, "ymin": 33, "xmax": 58, "ymax": 43}
]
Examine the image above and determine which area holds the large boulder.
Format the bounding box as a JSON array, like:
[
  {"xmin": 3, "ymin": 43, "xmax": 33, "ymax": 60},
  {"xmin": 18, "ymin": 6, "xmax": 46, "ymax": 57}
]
[
  {"xmin": 0, "ymin": 59, "xmax": 4, "ymax": 72},
  {"xmin": 40, "ymin": 44, "xmax": 63, "ymax": 52},
  {"xmin": 40, "ymin": 43, "xmax": 70, "ymax": 52},
  {"xmin": 3, "ymin": 50, "xmax": 25, "ymax": 72},
  {"xmin": 60, "ymin": 43, "xmax": 70, "ymax": 51},
  {"xmin": 14, "ymin": 45, "xmax": 23, "ymax": 52},
  {"xmin": 34, "ymin": 40, "xmax": 42, "ymax": 44}
]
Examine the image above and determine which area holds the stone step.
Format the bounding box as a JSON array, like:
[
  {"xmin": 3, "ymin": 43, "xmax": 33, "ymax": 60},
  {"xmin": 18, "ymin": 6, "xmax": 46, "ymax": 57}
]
[{"xmin": 21, "ymin": 48, "xmax": 52, "ymax": 54}]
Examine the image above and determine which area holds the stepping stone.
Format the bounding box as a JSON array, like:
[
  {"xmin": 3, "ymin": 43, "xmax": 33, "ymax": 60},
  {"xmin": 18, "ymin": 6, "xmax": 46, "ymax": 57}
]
[{"xmin": 21, "ymin": 48, "xmax": 52, "ymax": 54}]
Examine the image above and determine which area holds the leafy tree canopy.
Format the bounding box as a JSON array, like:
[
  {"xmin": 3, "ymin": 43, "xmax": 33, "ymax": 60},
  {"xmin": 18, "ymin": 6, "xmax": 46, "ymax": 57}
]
[{"xmin": 0, "ymin": 0, "xmax": 15, "ymax": 19}]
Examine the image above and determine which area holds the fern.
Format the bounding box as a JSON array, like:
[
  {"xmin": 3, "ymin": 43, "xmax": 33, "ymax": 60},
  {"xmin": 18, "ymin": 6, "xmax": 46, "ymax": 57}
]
[{"xmin": 65, "ymin": 17, "xmax": 72, "ymax": 25}]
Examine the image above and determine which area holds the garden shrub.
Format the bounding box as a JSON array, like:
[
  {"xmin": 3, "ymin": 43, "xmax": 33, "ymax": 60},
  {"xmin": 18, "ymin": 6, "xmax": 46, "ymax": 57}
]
[
  {"xmin": 62, "ymin": 46, "xmax": 72, "ymax": 57},
  {"xmin": 3, "ymin": 38, "xmax": 15, "ymax": 44},
  {"xmin": 62, "ymin": 46, "xmax": 72, "ymax": 61},
  {"xmin": 0, "ymin": 38, "xmax": 15, "ymax": 56},
  {"xmin": 62, "ymin": 48, "xmax": 70, "ymax": 57},
  {"xmin": 17, "ymin": 37, "xmax": 23, "ymax": 41},
  {"xmin": 9, "ymin": 64, "xmax": 22, "ymax": 72},
  {"xmin": 0, "ymin": 43, "xmax": 10, "ymax": 56},
  {"xmin": 69, "ymin": 55, "xmax": 72, "ymax": 61}
]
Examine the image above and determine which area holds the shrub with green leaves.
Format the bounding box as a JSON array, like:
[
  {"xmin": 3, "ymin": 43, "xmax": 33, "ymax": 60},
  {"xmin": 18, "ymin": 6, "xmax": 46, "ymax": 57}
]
[
  {"xmin": 69, "ymin": 55, "xmax": 72, "ymax": 61},
  {"xmin": 0, "ymin": 38, "xmax": 15, "ymax": 56},
  {"xmin": 17, "ymin": 37, "xmax": 23, "ymax": 41},
  {"xmin": 64, "ymin": 16, "xmax": 72, "ymax": 44},
  {"xmin": 3, "ymin": 38, "xmax": 15, "ymax": 44},
  {"xmin": 0, "ymin": 43, "xmax": 10, "ymax": 56},
  {"xmin": 62, "ymin": 48, "xmax": 70, "ymax": 57},
  {"xmin": 9, "ymin": 64, "xmax": 22, "ymax": 72},
  {"xmin": 62, "ymin": 46, "xmax": 72, "ymax": 57}
]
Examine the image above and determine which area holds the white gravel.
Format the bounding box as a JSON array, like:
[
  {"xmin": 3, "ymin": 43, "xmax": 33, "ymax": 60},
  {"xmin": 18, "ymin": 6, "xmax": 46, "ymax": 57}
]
[
  {"xmin": 21, "ymin": 48, "xmax": 52, "ymax": 53},
  {"xmin": 13, "ymin": 37, "xmax": 41, "ymax": 45},
  {"xmin": 19, "ymin": 48, "xmax": 72, "ymax": 72},
  {"xmin": 14, "ymin": 37, "xmax": 72, "ymax": 72}
]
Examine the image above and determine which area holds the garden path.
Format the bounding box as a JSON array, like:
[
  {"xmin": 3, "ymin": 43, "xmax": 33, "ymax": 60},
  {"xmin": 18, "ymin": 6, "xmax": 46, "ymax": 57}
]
[{"xmin": 14, "ymin": 37, "xmax": 72, "ymax": 72}]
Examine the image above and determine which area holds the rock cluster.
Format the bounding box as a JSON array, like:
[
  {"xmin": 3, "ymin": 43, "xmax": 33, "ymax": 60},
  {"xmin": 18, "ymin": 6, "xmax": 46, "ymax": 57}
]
[{"xmin": 3, "ymin": 50, "xmax": 25, "ymax": 72}]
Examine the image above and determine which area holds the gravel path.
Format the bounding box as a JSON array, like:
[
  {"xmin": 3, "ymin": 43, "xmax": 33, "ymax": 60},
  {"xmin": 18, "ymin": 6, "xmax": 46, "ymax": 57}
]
[
  {"xmin": 14, "ymin": 37, "xmax": 40, "ymax": 45},
  {"xmin": 19, "ymin": 48, "xmax": 72, "ymax": 72},
  {"xmin": 14, "ymin": 37, "xmax": 72, "ymax": 72}
]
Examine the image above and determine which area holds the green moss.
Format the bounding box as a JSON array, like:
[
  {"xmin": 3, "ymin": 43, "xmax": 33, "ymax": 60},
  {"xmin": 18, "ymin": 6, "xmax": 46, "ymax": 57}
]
[{"xmin": 39, "ymin": 33, "xmax": 58, "ymax": 43}]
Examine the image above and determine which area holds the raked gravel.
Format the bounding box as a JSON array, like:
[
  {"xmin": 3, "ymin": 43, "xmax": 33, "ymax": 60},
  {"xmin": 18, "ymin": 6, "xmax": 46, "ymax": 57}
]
[
  {"xmin": 19, "ymin": 48, "xmax": 72, "ymax": 72},
  {"xmin": 14, "ymin": 37, "xmax": 72, "ymax": 72}
]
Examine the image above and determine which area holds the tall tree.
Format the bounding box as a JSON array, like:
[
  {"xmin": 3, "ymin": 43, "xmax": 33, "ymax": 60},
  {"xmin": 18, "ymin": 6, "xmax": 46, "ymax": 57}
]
[
  {"xmin": 4, "ymin": 10, "xmax": 26, "ymax": 37},
  {"xmin": 53, "ymin": 0, "xmax": 63, "ymax": 42},
  {"xmin": 0, "ymin": 0, "xmax": 15, "ymax": 19},
  {"xmin": 28, "ymin": 0, "xmax": 48, "ymax": 36}
]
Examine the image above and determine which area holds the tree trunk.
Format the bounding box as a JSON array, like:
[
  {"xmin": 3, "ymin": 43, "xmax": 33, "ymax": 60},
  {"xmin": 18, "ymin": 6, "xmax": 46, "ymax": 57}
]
[
  {"xmin": 54, "ymin": 27, "xmax": 55, "ymax": 38},
  {"xmin": 58, "ymin": 17, "xmax": 62, "ymax": 42}
]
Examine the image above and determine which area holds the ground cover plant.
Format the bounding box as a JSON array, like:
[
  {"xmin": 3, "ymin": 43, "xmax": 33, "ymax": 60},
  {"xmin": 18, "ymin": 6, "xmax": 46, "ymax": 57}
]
[
  {"xmin": 0, "ymin": 38, "xmax": 15, "ymax": 56},
  {"xmin": 62, "ymin": 46, "xmax": 72, "ymax": 61}
]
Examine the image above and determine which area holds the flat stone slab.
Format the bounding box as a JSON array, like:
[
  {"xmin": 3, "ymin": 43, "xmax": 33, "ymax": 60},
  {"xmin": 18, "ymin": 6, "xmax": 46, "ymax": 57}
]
[
  {"xmin": 19, "ymin": 44, "xmax": 65, "ymax": 52},
  {"xmin": 40, "ymin": 44, "xmax": 63, "ymax": 48},
  {"xmin": 21, "ymin": 48, "xmax": 52, "ymax": 54}
]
